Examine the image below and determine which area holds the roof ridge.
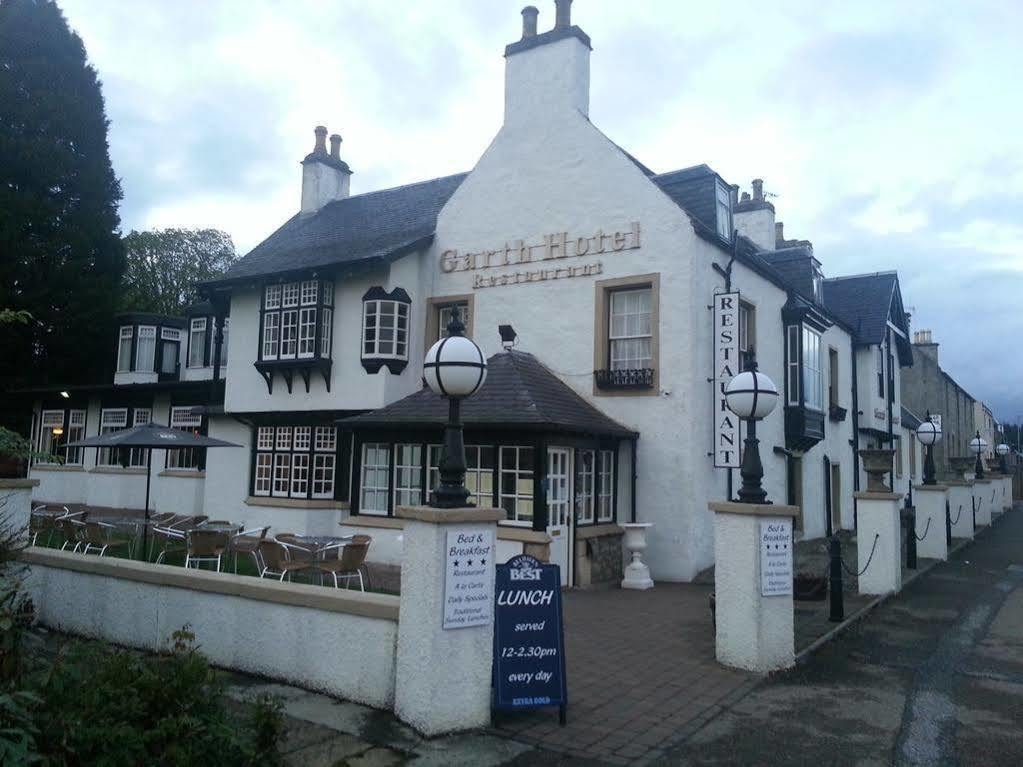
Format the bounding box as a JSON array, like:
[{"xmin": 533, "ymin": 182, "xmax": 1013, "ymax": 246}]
[
  {"xmin": 652, "ymin": 164, "xmax": 714, "ymax": 180},
  {"xmin": 320, "ymin": 171, "xmax": 469, "ymax": 208},
  {"xmin": 824, "ymin": 270, "xmax": 898, "ymax": 283}
]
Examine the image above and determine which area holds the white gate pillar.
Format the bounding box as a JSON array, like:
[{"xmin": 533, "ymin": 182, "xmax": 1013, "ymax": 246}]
[
  {"xmin": 946, "ymin": 481, "xmax": 975, "ymax": 540},
  {"xmin": 853, "ymin": 492, "xmax": 902, "ymax": 595},
  {"xmin": 709, "ymin": 502, "xmax": 798, "ymax": 673},
  {"xmin": 973, "ymin": 479, "xmax": 993, "ymax": 527},
  {"xmin": 912, "ymin": 485, "xmax": 948, "ymax": 561}
]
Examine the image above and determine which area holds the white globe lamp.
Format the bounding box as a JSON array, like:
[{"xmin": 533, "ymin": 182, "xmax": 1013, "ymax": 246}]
[{"xmin": 723, "ymin": 360, "xmax": 779, "ymax": 504}]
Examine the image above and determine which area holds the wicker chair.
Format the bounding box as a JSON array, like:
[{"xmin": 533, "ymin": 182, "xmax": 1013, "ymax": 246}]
[
  {"xmin": 152, "ymin": 526, "xmax": 187, "ymax": 564},
  {"xmin": 184, "ymin": 529, "xmax": 228, "ymax": 571},
  {"xmin": 228, "ymin": 527, "xmax": 270, "ymax": 573},
  {"xmin": 275, "ymin": 534, "xmax": 317, "ymax": 582},
  {"xmin": 312, "ymin": 535, "xmax": 371, "ymax": 590},
  {"xmin": 256, "ymin": 540, "xmax": 289, "ymax": 579},
  {"xmin": 81, "ymin": 522, "xmax": 131, "ymax": 558}
]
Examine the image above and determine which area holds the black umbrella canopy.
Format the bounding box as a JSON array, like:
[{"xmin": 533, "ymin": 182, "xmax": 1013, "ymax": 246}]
[{"xmin": 66, "ymin": 421, "xmax": 240, "ymax": 449}]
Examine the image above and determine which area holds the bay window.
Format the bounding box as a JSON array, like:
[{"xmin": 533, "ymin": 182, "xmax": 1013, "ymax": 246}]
[
  {"xmin": 253, "ymin": 424, "xmax": 337, "ymax": 500},
  {"xmin": 188, "ymin": 319, "xmax": 207, "ymax": 368},
  {"xmin": 259, "ymin": 280, "xmax": 332, "ymax": 364},
  {"xmin": 802, "ymin": 327, "xmax": 823, "ymax": 411},
  {"xmin": 136, "ymin": 326, "xmax": 156, "ymax": 372},
  {"xmin": 160, "ymin": 328, "xmax": 181, "ymax": 374},
  {"xmin": 427, "ymin": 444, "xmax": 494, "ymax": 507},
  {"xmin": 393, "ymin": 444, "xmax": 423, "ymax": 507},
  {"xmin": 361, "ymin": 287, "xmax": 411, "ymax": 374},
  {"xmin": 360, "ymin": 443, "xmax": 391, "ymax": 514},
  {"xmin": 116, "ymin": 327, "xmax": 133, "ymax": 372}
]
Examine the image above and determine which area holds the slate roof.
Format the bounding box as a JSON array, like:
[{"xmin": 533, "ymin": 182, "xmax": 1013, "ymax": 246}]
[
  {"xmin": 208, "ymin": 172, "xmax": 468, "ymax": 285},
  {"xmin": 901, "ymin": 405, "xmax": 923, "ymax": 431},
  {"xmin": 822, "ymin": 272, "xmax": 899, "ymax": 345},
  {"xmin": 340, "ymin": 350, "xmax": 638, "ymax": 439}
]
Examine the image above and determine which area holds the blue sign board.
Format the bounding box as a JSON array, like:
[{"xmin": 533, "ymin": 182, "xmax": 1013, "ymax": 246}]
[{"xmin": 493, "ymin": 554, "xmax": 567, "ymax": 723}]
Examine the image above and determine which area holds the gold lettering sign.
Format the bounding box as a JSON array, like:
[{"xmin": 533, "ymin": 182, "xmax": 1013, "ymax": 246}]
[{"xmin": 440, "ymin": 222, "xmax": 642, "ymax": 281}]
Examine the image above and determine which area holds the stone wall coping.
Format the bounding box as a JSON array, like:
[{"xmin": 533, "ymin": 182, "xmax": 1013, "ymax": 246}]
[
  {"xmin": 30, "ymin": 465, "xmax": 84, "ymax": 473},
  {"xmin": 0, "ymin": 478, "xmax": 40, "ymax": 488},
  {"xmin": 342, "ymin": 515, "xmax": 405, "ymax": 530},
  {"xmin": 158, "ymin": 470, "xmax": 206, "ymax": 479},
  {"xmin": 708, "ymin": 501, "xmax": 799, "ymax": 518},
  {"xmin": 973, "ymin": 478, "xmax": 993, "ymax": 484},
  {"xmin": 914, "ymin": 484, "xmax": 949, "ymax": 492},
  {"xmin": 245, "ymin": 496, "xmax": 350, "ymax": 510},
  {"xmin": 853, "ymin": 491, "xmax": 903, "ymax": 501},
  {"xmin": 944, "ymin": 480, "xmax": 974, "ymax": 487},
  {"xmin": 396, "ymin": 505, "xmax": 504, "ymax": 523},
  {"xmin": 575, "ymin": 523, "xmax": 624, "ymax": 540},
  {"xmin": 21, "ymin": 547, "xmax": 399, "ymax": 621}
]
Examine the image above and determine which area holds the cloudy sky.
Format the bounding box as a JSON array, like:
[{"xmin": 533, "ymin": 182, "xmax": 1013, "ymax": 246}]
[{"xmin": 60, "ymin": 0, "xmax": 1023, "ymax": 422}]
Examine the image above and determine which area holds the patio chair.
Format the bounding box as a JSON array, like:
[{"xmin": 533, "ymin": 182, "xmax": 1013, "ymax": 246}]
[
  {"xmin": 256, "ymin": 540, "xmax": 290, "ymax": 580},
  {"xmin": 312, "ymin": 535, "xmax": 371, "ymax": 590},
  {"xmin": 57, "ymin": 514, "xmax": 87, "ymax": 552},
  {"xmin": 81, "ymin": 522, "xmax": 131, "ymax": 558},
  {"xmin": 184, "ymin": 529, "xmax": 228, "ymax": 572},
  {"xmin": 227, "ymin": 527, "xmax": 270, "ymax": 573},
  {"xmin": 152, "ymin": 526, "xmax": 187, "ymax": 564},
  {"xmin": 30, "ymin": 505, "xmax": 68, "ymax": 547},
  {"xmin": 275, "ymin": 534, "xmax": 317, "ymax": 582}
]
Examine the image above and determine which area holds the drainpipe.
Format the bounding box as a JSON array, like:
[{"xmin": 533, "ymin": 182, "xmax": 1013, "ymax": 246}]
[
  {"xmin": 851, "ymin": 344, "xmax": 860, "ymax": 527},
  {"xmin": 630, "ymin": 436, "xmax": 638, "ymax": 523}
]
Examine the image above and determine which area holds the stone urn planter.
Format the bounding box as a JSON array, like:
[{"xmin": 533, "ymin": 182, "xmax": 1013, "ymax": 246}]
[
  {"xmin": 620, "ymin": 522, "xmax": 654, "ymax": 590},
  {"xmin": 859, "ymin": 448, "xmax": 895, "ymax": 492},
  {"xmin": 949, "ymin": 456, "xmax": 975, "ymax": 481}
]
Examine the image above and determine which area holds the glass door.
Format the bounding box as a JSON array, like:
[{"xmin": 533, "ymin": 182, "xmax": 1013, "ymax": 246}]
[{"xmin": 547, "ymin": 447, "xmax": 572, "ymax": 586}]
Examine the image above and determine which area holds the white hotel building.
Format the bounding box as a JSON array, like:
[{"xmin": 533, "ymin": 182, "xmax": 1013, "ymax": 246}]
[{"xmin": 23, "ymin": 2, "xmax": 923, "ymax": 586}]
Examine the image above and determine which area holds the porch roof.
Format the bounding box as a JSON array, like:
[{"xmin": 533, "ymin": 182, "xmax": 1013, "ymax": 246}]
[{"xmin": 340, "ymin": 350, "xmax": 639, "ymax": 439}]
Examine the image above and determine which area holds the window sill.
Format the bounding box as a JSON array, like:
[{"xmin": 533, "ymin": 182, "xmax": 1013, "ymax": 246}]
[
  {"xmin": 245, "ymin": 496, "xmax": 349, "ymax": 510},
  {"xmin": 89, "ymin": 467, "xmax": 148, "ymax": 475},
  {"xmin": 158, "ymin": 470, "xmax": 206, "ymax": 479},
  {"xmin": 342, "ymin": 516, "xmax": 405, "ymax": 530},
  {"xmin": 32, "ymin": 465, "xmax": 85, "ymax": 473}
]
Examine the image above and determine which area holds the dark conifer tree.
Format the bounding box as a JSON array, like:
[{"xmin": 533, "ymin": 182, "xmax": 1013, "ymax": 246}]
[{"xmin": 0, "ymin": 0, "xmax": 125, "ymax": 387}]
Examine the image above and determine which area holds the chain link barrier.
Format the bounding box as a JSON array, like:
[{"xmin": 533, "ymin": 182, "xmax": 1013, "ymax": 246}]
[
  {"xmin": 914, "ymin": 516, "xmax": 932, "ymax": 542},
  {"xmin": 840, "ymin": 533, "xmax": 880, "ymax": 577},
  {"xmin": 949, "ymin": 503, "xmax": 965, "ymax": 526}
]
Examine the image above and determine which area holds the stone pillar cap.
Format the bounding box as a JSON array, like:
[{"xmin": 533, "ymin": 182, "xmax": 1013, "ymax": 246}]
[
  {"xmin": 396, "ymin": 505, "xmax": 504, "ymax": 523},
  {"xmin": 708, "ymin": 501, "xmax": 798, "ymax": 518},
  {"xmin": 913, "ymin": 483, "xmax": 949, "ymax": 492},
  {"xmin": 853, "ymin": 491, "xmax": 902, "ymax": 501}
]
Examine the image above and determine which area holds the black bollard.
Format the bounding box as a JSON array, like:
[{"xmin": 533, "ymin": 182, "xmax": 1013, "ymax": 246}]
[
  {"xmin": 972, "ymin": 496, "xmax": 977, "ymax": 531},
  {"xmin": 946, "ymin": 498, "xmax": 952, "ymax": 546},
  {"xmin": 829, "ymin": 536, "xmax": 844, "ymax": 623},
  {"xmin": 906, "ymin": 508, "xmax": 918, "ymax": 570}
]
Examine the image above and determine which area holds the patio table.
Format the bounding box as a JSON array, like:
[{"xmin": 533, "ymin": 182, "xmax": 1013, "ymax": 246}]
[
  {"xmin": 276, "ymin": 534, "xmax": 355, "ymax": 559},
  {"xmin": 191, "ymin": 522, "xmax": 243, "ymax": 534}
]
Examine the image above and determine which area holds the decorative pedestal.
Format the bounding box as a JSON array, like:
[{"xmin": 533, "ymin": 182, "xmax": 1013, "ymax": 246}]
[
  {"xmin": 708, "ymin": 502, "xmax": 799, "ymax": 673},
  {"xmin": 913, "ymin": 485, "xmax": 949, "ymax": 561},
  {"xmin": 0, "ymin": 479, "xmax": 38, "ymax": 542},
  {"xmin": 854, "ymin": 492, "xmax": 902, "ymax": 596},
  {"xmin": 393, "ymin": 505, "xmax": 502, "ymax": 736},
  {"xmin": 946, "ymin": 481, "xmax": 975, "ymax": 540},
  {"xmin": 620, "ymin": 522, "xmax": 654, "ymax": 590},
  {"xmin": 974, "ymin": 479, "xmax": 993, "ymax": 527}
]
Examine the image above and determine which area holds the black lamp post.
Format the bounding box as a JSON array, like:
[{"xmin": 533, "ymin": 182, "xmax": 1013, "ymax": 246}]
[
  {"xmin": 969, "ymin": 431, "xmax": 987, "ymax": 480},
  {"xmin": 423, "ymin": 307, "xmax": 488, "ymax": 508},
  {"xmin": 918, "ymin": 410, "xmax": 942, "ymax": 485},
  {"xmin": 723, "ymin": 359, "xmax": 779, "ymax": 504}
]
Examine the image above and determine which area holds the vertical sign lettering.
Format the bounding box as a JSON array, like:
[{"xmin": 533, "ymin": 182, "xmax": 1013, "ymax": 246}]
[{"xmin": 714, "ymin": 292, "xmax": 741, "ymax": 468}]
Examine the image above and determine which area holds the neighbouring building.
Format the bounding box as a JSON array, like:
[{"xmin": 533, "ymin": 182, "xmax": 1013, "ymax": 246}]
[
  {"xmin": 23, "ymin": 2, "xmax": 935, "ymax": 584},
  {"xmin": 974, "ymin": 401, "xmax": 999, "ymax": 461}
]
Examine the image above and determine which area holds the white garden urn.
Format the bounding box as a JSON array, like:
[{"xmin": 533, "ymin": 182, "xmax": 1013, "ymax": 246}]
[{"xmin": 621, "ymin": 522, "xmax": 654, "ymax": 590}]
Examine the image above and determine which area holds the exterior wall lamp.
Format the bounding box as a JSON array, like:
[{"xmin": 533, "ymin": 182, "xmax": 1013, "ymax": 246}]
[
  {"xmin": 723, "ymin": 358, "xmax": 779, "ymax": 504},
  {"xmin": 996, "ymin": 442, "xmax": 1010, "ymax": 474},
  {"xmin": 969, "ymin": 431, "xmax": 988, "ymax": 480},
  {"xmin": 917, "ymin": 411, "xmax": 942, "ymax": 485},
  {"xmin": 423, "ymin": 306, "xmax": 488, "ymax": 508}
]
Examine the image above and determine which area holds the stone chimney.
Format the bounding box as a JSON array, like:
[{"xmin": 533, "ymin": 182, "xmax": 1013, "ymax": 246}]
[
  {"xmin": 300, "ymin": 125, "xmax": 352, "ymax": 216},
  {"xmin": 775, "ymin": 221, "xmax": 784, "ymax": 247},
  {"xmin": 734, "ymin": 178, "xmax": 776, "ymax": 251},
  {"xmin": 913, "ymin": 329, "xmax": 939, "ymax": 364},
  {"xmin": 504, "ymin": 1, "xmax": 592, "ymax": 127}
]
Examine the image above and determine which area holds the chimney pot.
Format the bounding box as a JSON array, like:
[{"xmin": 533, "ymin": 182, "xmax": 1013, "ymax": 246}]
[
  {"xmin": 329, "ymin": 133, "xmax": 342, "ymax": 159},
  {"xmin": 554, "ymin": 0, "xmax": 572, "ymax": 29},
  {"xmin": 740, "ymin": 191, "xmax": 751, "ymax": 203},
  {"xmin": 752, "ymin": 178, "xmax": 764, "ymax": 202},
  {"xmin": 521, "ymin": 6, "xmax": 539, "ymax": 38},
  {"xmin": 313, "ymin": 125, "xmax": 328, "ymax": 154}
]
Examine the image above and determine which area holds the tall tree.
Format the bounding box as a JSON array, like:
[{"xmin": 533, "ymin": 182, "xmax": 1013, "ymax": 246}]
[
  {"xmin": 122, "ymin": 229, "xmax": 237, "ymax": 316},
  {"xmin": 0, "ymin": 0, "xmax": 124, "ymax": 388}
]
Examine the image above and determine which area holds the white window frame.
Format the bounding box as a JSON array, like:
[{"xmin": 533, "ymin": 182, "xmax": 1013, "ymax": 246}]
[
  {"xmin": 312, "ymin": 454, "xmax": 336, "ymax": 499},
  {"xmin": 786, "ymin": 325, "xmax": 800, "ymax": 406},
  {"xmin": 298, "ymin": 307, "xmax": 316, "ymax": 359},
  {"xmin": 167, "ymin": 406, "xmax": 203, "ymax": 470},
  {"xmin": 438, "ymin": 302, "xmax": 470, "ymax": 341},
  {"xmin": 608, "ymin": 288, "xmax": 653, "ymax": 371},
  {"xmin": 128, "ymin": 408, "xmax": 152, "ymax": 467},
  {"xmin": 254, "ymin": 424, "xmax": 337, "ymax": 500},
  {"xmin": 575, "ymin": 449, "xmax": 595, "ymax": 525},
  {"xmin": 264, "ymin": 284, "xmax": 281, "ymax": 310},
  {"xmin": 291, "ymin": 453, "xmax": 310, "ymax": 497},
  {"xmin": 282, "ymin": 282, "xmax": 300, "ymax": 308},
  {"xmin": 280, "ymin": 309, "xmax": 298, "ymax": 359},
  {"xmin": 499, "ymin": 446, "xmax": 534, "ymax": 526},
  {"xmin": 802, "ymin": 326, "xmax": 823, "ymax": 412},
  {"xmin": 37, "ymin": 410, "xmax": 65, "ymax": 463},
  {"xmin": 360, "ymin": 443, "xmax": 391, "ymax": 516},
  {"xmin": 362, "ymin": 300, "xmax": 409, "ymax": 361},
  {"xmin": 188, "ymin": 318, "xmax": 207, "ymax": 368},
  {"xmin": 322, "ymin": 281, "xmax": 334, "ymax": 307},
  {"xmin": 300, "ymin": 280, "xmax": 318, "ymax": 306},
  {"xmin": 262, "ymin": 313, "xmax": 280, "ymax": 359},
  {"xmin": 715, "ymin": 181, "xmax": 732, "ymax": 240},
  {"xmin": 98, "ymin": 408, "xmax": 128, "ymax": 467},
  {"xmin": 218, "ymin": 318, "xmax": 230, "ymax": 366},
  {"xmin": 135, "ymin": 326, "xmax": 157, "ymax": 373},
  {"xmin": 597, "ymin": 450, "xmax": 615, "ymax": 522},
  {"xmin": 254, "ymin": 453, "xmax": 272, "ymax": 496},
  {"xmin": 393, "ymin": 443, "xmax": 423, "ymax": 507},
  {"xmin": 320, "ymin": 307, "xmax": 333, "ymax": 358},
  {"xmin": 117, "ymin": 326, "xmax": 133, "ymax": 372}
]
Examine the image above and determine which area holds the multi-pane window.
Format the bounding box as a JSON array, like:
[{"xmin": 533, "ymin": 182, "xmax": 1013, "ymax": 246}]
[
  {"xmin": 360, "ymin": 443, "xmax": 391, "ymax": 515},
  {"xmin": 426, "ymin": 445, "xmax": 494, "ymax": 507},
  {"xmin": 167, "ymin": 406, "xmax": 204, "ymax": 470},
  {"xmin": 609, "ymin": 288, "xmax": 652, "ymax": 371},
  {"xmin": 136, "ymin": 326, "xmax": 156, "ymax": 372},
  {"xmin": 98, "ymin": 409, "xmax": 128, "ymax": 467},
  {"xmin": 828, "ymin": 347, "xmax": 840, "ymax": 408},
  {"xmin": 394, "ymin": 444, "xmax": 423, "ymax": 507},
  {"xmin": 253, "ymin": 425, "xmax": 338, "ymax": 500},
  {"xmin": 37, "ymin": 410, "xmax": 66, "ymax": 463},
  {"xmin": 188, "ymin": 319, "xmax": 207, "ymax": 368},
  {"xmin": 363, "ymin": 300, "xmax": 409, "ymax": 360},
  {"xmin": 715, "ymin": 181, "xmax": 732, "ymax": 240},
  {"xmin": 597, "ymin": 450, "xmax": 615, "ymax": 522},
  {"xmin": 161, "ymin": 328, "xmax": 181, "ymax": 374},
  {"xmin": 499, "ymin": 446, "xmax": 534, "ymax": 524},
  {"xmin": 128, "ymin": 408, "xmax": 151, "ymax": 468},
  {"xmin": 261, "ymin": 281, "xmax": 332, "ymax": 362},
  {"xmin": 438, "ymin": 302, "xmax": 470, "ymax": 339},
  {"xmin": 876, "ymin": 345, "xmax": 885, "ymax": 398},
  {"xmin": 117, "ymin": 327, "xmax": 133, "ymax": 372},
  {"xmin": 786, "ymin": 326, "xmax": 800, "ymax": 406},
  {"xmin": 739, "ymin": 303, "xmax": 755, "ymax": 371},
  {"xmin": 802, "ymin": 327, "xmax": 823, "ymax": 411},
  {"xmin": 575, "ymin": 449, "xmax": 595, "ymax": 524}
]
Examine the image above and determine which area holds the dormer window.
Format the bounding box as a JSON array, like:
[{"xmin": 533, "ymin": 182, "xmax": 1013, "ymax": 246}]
[
  {"xmin": 117, "ymin": 326, "xmax": 133, "ymax": 372},
  {"xmin": 361, "ymin": 287, "xmax": 411, "ymax": 374},
  {"xmin": 715, "ymin": 181, "xmax": 732, "ymax": 240}
]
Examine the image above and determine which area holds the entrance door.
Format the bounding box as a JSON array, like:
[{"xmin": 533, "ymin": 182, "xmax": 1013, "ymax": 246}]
[{"xmin": 547, "ymin": 447, "xmax": 573, "ymax": 586}]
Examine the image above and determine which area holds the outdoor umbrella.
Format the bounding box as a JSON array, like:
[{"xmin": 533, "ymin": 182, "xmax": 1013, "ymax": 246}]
[{"xmin": 67, "ymin": 421, "xmax": 240, "ymax": 558}]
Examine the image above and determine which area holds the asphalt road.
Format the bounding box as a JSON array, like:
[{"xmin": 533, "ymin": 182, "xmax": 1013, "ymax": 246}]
[{"xmin": 655, "ymin": 506, "xmax": 1023, "ymax": 767}]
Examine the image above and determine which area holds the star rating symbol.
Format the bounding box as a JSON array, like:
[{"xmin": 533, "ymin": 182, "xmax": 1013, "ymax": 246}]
[
  {"xmin": 453, "ymin": 560, "xmax": 460, "ymax": 567},
  {"xmin": 481, "ymin": 558, "xmax": 486, "ymax": 565},
  {"xmin": 467, "ymin": 559, "xmax": 474, "ymax": 566}
]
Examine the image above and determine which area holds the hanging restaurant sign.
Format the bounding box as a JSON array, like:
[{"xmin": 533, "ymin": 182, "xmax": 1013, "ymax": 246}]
[{"xmin": 714, "ymin": 291, "xmax": 741, "ymax": 468}]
